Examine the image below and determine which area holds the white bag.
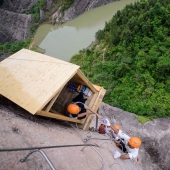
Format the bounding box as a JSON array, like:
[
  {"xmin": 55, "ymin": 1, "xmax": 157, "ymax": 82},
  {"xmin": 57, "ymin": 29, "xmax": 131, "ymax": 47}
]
[{"xmin": 114, "ymin": 151, "xmax": 121, "ymax": 159}]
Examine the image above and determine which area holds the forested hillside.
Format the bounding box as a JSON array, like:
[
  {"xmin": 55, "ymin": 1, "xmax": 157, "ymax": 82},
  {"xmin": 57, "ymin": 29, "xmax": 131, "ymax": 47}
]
[{"xmin": 71, "ymin": 0, "xmax": 170, "ymax": 119}]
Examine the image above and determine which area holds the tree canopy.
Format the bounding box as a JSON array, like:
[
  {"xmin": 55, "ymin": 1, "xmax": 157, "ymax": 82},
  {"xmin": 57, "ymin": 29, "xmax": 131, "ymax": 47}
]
[{"xmin": 71, "ymin": 0, "xmax": 170, "ymax": 119}]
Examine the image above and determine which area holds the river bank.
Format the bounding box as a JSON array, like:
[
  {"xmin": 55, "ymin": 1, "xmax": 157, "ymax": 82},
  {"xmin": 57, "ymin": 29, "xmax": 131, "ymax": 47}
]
[{"xmin": 34, "ymin": 0, "xmax": 137, "ymax": 61}]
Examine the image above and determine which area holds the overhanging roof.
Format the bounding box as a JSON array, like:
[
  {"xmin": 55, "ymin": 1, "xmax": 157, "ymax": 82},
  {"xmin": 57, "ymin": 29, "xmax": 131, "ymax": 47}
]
[{"xmin": 0, "ymin": 49, "xmax": 80, "ymax": 114}]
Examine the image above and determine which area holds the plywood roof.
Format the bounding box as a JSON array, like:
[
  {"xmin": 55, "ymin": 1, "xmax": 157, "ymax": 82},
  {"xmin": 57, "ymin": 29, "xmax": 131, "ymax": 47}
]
[{"xmin": 0, "ymin": 49, "xmax": 80, "ymax": 114}]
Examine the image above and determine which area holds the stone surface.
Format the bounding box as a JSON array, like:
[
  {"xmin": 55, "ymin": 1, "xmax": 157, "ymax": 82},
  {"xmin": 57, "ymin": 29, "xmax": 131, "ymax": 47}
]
[
  {"xmin": 93, "ymin": 102, "xmax": 170, "ymax": 170},
  {"xmin": 1, "ymin": 0, "xmax": 38, "ymax": 13},
  {"xmin": 0, "ymin": 96, "xmax": 169, "ymax": 169},
  {"xmin": 46, "ymin": 0, "xmax": 53, "ymax": 10},
  {"xmin": 52, "ymin": 0, "xmax": 118, "ymax": 24},
  {"xmin": 0, "ymin": 0, "xmax": 37, "ymax": 43},
  {"xmin": 0, "ymin": 9, "xmax": 31, "ymax": 43},
  {"xmin": 40, "ymin": 9, "xmax": 44, "ymax": 23},
  {"xmin": 0, "ymin": 96, "xmax": 143, "ymax": 170},
  {"xmin": 0, "ymin": 0, "xmax": 50, "ymax": 43}
]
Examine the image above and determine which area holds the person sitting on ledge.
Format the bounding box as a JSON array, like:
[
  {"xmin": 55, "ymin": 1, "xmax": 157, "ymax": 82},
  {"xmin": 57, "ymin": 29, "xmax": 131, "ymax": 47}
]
[{"xmin": 64, "ymin": 92, "xmax": 102, "ymax": 120}]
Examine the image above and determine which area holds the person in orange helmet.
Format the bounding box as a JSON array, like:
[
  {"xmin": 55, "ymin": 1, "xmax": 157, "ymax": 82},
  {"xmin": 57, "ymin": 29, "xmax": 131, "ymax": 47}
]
[
  {"xmin": 64, "ymin": 92, "xmax": 102, "ymax": 120},
  {"xmin": 111, "ymin": 125, "xmax": 142, "ymax": 160}
]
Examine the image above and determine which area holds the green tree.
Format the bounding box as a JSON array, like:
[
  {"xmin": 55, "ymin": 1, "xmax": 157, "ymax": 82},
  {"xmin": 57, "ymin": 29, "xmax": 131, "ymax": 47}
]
[{"xmin": 71, "ymin": 0, "xmax": 170, "ymax": 118}]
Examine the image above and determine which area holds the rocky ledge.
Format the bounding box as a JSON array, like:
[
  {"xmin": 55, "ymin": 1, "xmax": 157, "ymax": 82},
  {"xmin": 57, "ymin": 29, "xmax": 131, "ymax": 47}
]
[{"xmin": 0, "ymin": 9, "xmax": 31, "ymax": 43}]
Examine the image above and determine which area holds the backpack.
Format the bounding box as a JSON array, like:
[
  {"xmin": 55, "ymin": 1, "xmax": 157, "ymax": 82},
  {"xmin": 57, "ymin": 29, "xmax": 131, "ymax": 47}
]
[{"xmin": 98, "ymin": 125, "xmax": 106, "ymax": 134}]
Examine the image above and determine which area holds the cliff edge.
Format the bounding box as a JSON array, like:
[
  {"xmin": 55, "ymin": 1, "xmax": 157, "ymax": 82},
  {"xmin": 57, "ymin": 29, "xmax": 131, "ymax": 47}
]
[{"xmin": 52, "ymin": 0, "xmax": 119, "ymax": 24}]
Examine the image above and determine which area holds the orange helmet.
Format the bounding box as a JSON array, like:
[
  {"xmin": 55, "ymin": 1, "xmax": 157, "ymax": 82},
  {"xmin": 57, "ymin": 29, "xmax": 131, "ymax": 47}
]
[
  {"xmin": 114, "ymin": 125, "xmax": 120, "ymax": 130},
  {"xmin": 67, "ymin": 104, "xmax": 80, "ymax": 114},
  {"xmin": 128, "ymin": 137, "xmax": 142, "ymax": 148}
]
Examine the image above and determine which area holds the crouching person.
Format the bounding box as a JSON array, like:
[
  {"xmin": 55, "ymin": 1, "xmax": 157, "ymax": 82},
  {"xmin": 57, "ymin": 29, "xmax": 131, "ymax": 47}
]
[
  {"xmin": 98, "ymin": 118, "xmax": 111, "ymax": 134},
  {"xmin": 64, "ymin": 92, "xmax": 102, "ymax": 120},
  {"xmin": 111, "ymin": 126, "xmax": 142, "ymax": 160},
  {"xmin": 64, "ymin": 102, "xmax": 102, "ymax": 119}
]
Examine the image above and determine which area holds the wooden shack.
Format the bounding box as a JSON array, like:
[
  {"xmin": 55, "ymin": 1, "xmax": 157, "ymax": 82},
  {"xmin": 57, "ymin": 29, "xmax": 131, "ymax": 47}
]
[{"xmin": 0, "ymin": 49, "xmax": 106, "ymax": 130}]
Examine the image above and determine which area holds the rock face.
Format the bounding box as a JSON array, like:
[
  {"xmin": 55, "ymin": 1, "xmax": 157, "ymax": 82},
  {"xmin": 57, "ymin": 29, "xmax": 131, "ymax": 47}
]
[
  {"xmin": 0, "ymin": 55, "xmax": 8, "ymax": 61},
  {"xmin": 0, "ymin": 0, "xmax": 54, "ymax": 43},
  {"xmin": 0, "ymin": 0, "xmax": 119, "ymax": 43},
  {"xmin": 52, "ymin": 0, "xmax": 118, "ymax": 24},
  {"xmin": 39, "ymin": 9, "xmax": 44, "ymax": 23},
  {"xmin": 97, "ymin": 102, "xmax": 170, "ymax": 170},
  {"xmin": 46, "ymin": 0, "xmax": 53, "ymax": 10},
  {"xmin": 0, "ymin": 96, "xmax": 169, "ymax": 169},
  {"xmin": 0, "ymin": 9, "xmax": 31, "ymax": 43},
  {"xmin": 0, "ymin": 96, "xmax": 143, "ymax": 170},
  {"xmin": 1, "ymin": 0, "xmax": 38, "ymax": 13},
  {"xmin": 0, "ymin": 0, "xmax": 38, "ymax": 43}
]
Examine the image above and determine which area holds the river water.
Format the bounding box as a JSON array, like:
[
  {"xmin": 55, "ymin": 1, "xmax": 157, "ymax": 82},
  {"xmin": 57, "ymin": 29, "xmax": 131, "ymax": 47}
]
[{"xmin": 34, "ymin": 0, "xmax": 137, "ymax": 61}]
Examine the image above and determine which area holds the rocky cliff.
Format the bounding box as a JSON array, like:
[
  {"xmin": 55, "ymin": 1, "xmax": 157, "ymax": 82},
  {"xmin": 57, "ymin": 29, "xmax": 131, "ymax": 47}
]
[
  {"xmin": 0, "ymin": 96, "xmax": 143, "ymax": 170},
  {"xmin": 0, "ymin": 95, "xmax": 169, "ymax": 170},
  {"xmin": 1, "ymin": 0, "xmax": 38, "ymax": 12},
  {"xmin": 0, "ymin": 0, "xmax": 54, "ymax": 43},
  {"xmin": 0, "ymin": 9, "xmax": 31, "ymax": 43},
  {"xmin": 52, "ymin": 0, "xmax": 119, "ymax": 24},
  {"xmin": 0, "ymin": 0, "xmax": 39, "ymax": 43},
  {"xmin": 0, "ymin": 0, "xmax": 119, "ymax": 44}
]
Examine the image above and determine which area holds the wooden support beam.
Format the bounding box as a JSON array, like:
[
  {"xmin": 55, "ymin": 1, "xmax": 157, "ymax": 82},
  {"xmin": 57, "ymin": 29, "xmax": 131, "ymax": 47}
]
[
  {"xmin": 77, "ymin": 69, "xmax": 97, "ymax": 93},
  {"xmin": 82, "ymin": 115, "xmax": 95, "ymax": 131},
  {"xmin": 82, "ymin": 87, "xmax": 106, "ymax": 131},
  {"xmin": 45, "ymin": 87, "xmax": 63, "ymax": 112},
  {"xmin": 36, "ymin": 110, "xmax": 85, "ymax": 124},
  {"xmin": 92, "ymin": 87, "xmax": 106, "ymax": 111}
]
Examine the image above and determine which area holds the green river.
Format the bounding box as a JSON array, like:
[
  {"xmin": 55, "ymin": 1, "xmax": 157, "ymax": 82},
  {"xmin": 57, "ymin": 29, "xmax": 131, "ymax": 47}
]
[{"xmin": 34, "ymin": 0, "xmax": 137, "ymax": 61}]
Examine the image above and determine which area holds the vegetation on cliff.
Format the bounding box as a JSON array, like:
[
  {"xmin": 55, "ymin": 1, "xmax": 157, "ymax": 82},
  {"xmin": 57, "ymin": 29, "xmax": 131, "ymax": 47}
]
[
  {"xmin": 0, "ymin": 39, "xmax": 32, "ymax": 54},
  {"xmin": 71, "ymin": 0, "xmax": 170, "ymax": 119}
]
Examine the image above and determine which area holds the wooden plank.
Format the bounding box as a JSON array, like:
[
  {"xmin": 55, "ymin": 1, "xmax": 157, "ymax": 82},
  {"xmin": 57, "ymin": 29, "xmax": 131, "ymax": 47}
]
[
  {"xmin": 82, "ymin": 87, "xmax": 106, "ymax": 131},
  {"xmin": 93, "ymin": 84, "xmax": 102, "ymax": 91},
  {"xmin": 50, "ymin": 109, "xmax": 85, "ymax": 121},
  {"xmin": 92, "ymin": 87, "xmax": 106, "ymax": 112},
  {"xmin": 45, "ymin": 87, "xmax": 63, "ymax": 112},
  {"xmin": 82, "ymin": 115, "xmax": 94, "ymax": 131},
  {"xmin": 77, "ymin": 70, "xmax": 97, "ymax": 93},
  {"xmin": 36, "ymin": 110, "xmax": 85, "ymax": 124},
  {"xmin": 88, "ymin": 93, "xmax": 98, "ymax": 108}
]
